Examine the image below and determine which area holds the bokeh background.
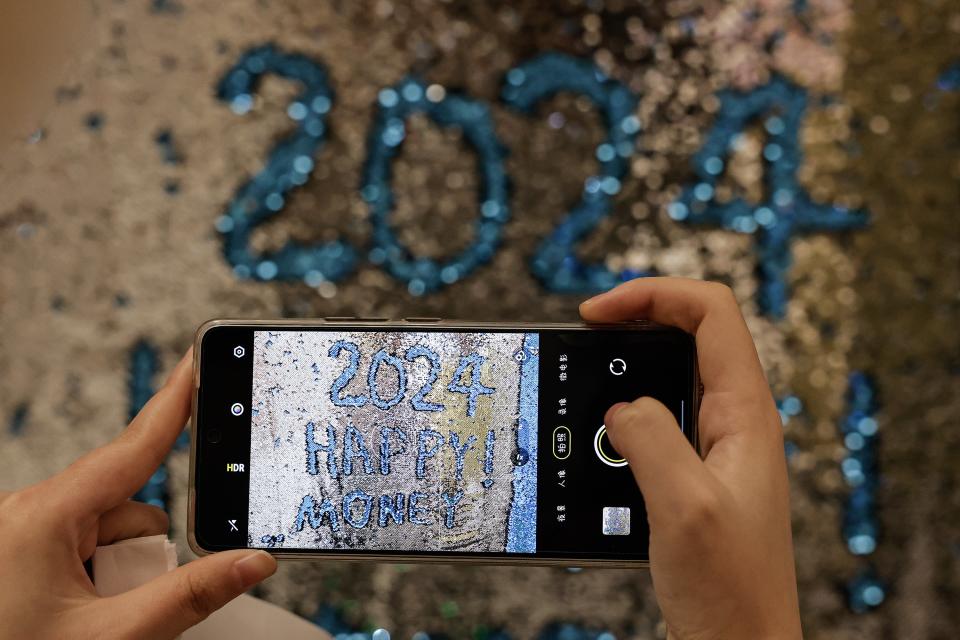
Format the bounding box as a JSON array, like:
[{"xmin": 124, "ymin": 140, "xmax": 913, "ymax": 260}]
[{"xmin": 1, "ymin": 1, "xmax": 958, "ymax": 638}]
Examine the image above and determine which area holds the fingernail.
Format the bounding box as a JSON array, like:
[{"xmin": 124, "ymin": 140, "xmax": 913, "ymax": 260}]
[
  {"xmin": 233, "ymin": 551, "xmax": 277, "ymax": 588},
  {"xmin": 580, "ymin": 291, "xmax": 607, "ymax": 308},
  {"xmin": 605, "ymin": 402, "xmax": 629, "ymax": 425}
]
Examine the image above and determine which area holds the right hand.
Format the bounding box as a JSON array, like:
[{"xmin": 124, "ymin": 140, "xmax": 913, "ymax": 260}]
[{"xmin": 580, "ymin": 278, "xmax": 802, "ymax": 640}]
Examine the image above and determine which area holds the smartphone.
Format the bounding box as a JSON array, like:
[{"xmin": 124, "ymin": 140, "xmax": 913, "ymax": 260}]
[{"xmin": 188, "ymin": 318, "xmax": 699, "ymax": 566}]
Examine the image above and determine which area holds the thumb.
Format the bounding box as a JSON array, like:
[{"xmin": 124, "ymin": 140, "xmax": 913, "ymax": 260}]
[
  {"xmin": 110, "ymin": 549, "xmax": 277, "ymax": 639},
  {"xmin": 605, "ymin": 397, "xmax": 709, "ymax": 523}
]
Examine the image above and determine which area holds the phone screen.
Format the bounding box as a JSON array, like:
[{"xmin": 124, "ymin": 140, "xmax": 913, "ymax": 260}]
[{"xmin": 192, "ymin": 322, "xmax": 697, "ymax": 563}]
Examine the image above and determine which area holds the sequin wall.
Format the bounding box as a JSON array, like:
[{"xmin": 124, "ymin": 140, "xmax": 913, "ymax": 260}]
[{"xmin": 0, "ymin": 1, "xmax": 958, "ymax": 639}]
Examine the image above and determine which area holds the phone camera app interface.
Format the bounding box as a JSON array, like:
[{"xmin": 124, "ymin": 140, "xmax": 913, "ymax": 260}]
[
  {"xmin": 534, "ymin": 331, "xmax": 692, "ymax": 559},
  {"xmin": 247, "ymin": 331, "xmax": 539, "ymax": 554}
]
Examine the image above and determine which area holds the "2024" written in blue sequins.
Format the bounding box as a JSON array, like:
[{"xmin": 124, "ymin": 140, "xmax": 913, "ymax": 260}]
[
  {"xmin": 327, "ymin": 339, "xmax": 494, "ymax": 418},
  {"xmin": 215, "ymin": 45, "xmax": 867, "ymax": 314},
  {"xmin": 215, "ymin": 47, "xmax": 642, "ymax": 296}
]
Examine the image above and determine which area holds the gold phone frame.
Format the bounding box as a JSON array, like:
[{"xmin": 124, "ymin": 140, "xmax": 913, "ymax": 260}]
[{"xmin": 187, "ymin": 317, "xmax": 701, "ymax": 568}]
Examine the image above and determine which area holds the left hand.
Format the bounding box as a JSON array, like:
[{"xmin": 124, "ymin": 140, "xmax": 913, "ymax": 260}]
[{"xmin": 0, "ymin": 349, "xmax": 278, "ymax": 640}]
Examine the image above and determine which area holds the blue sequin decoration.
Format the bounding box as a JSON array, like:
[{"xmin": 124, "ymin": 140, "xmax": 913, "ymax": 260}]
[
  {"xmin": 85, "ymin": 112, "xmax": 105, "ymax": 131},
  {"xmin": 150, "ymin": 0, "xmax": 183, "ymax": 14},
  {"xmin": 777, "ymin": 394, "xmax": 803, "ymax": 458},
  {"xmin": 312, "ymin": 605, "xmax": 400, "ymax": 640},
  {"xmin": 937, "ymin": 62, "xmax": 960, "ymax": 92},
  {"xmin": 671, "ymin": 75, "xmax": 869, "ymax": 318},
  {"xmin": 8, "ymin": 402, "xmax": 29, "ymax": 436},
  {"xmin": 502, "ymin": 53, "xmax": 647, "ymax": 292},
  {"xmin": 362, "ymin": 78, "xmax": 509, "ymax": 295},
  {"xmin": 154, "ymin": 128, "xmax": 182, "ymax": 165},
  {"xmin": 128, "ymin": 341, "xmax": 159, "ymax": 423},
  {"xmin": 216, "ymin": 45, "xmax": 358, "ymax": 284},
  {"xmin": 310, "ymin": 615, "xmax": 617, "ymax": 640},
  {"xmin": 839, "ymin": 372, "xmax": 885, "ymax": 612},
  {"xmin": 309, "ymin": 603, "xmax": 620, "ymax": 639},
  {"xmin": 847, "ymin": 568, "xmax": 886, "ymax": 614},
  {"xmin": 128, "ymin": 341, "xmax": 167, "ymax": 509},
  {"xmin": 537, "ymin": 625, "xmax": 617, "ymax": 640},
  {"xmin": 128, "ymin": 342, "xmax": 189, "ymax": 512}
]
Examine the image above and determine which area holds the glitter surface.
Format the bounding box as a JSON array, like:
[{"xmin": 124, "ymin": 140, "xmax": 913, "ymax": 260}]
[{"xmin": 0, "ymin": 0, "xmax": 957, "ymax": 638}]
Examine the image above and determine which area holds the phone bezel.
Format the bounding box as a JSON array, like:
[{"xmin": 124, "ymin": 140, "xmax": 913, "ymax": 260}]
[{"xmin": 187, "ymin": 317, "xmax": 701, "ymax": 567}]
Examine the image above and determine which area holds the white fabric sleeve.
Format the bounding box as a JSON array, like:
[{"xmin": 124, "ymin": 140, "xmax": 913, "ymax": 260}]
[{"xmin": 92, "ymin": 535, "xmax": 332, "ymax": 640}]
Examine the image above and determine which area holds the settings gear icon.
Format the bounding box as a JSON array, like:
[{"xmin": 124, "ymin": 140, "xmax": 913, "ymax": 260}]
[{"xmin": 233, "ymin": 345, "xmax": 245, "ymax": 358}]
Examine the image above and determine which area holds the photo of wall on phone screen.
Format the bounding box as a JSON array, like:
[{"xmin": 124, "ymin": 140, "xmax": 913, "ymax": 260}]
[{"xmin": 247, "ymin": 331, "xmax": 539, "ymax": 553}]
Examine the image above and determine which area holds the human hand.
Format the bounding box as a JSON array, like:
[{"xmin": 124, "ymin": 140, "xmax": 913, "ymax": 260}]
[
  {"xmin": 580, "ymin": 278, "xmax": 802, "ymax": 640},
  {"xmin": 0, "ymin": 350, "xmax": 277, "ymax": 640}
]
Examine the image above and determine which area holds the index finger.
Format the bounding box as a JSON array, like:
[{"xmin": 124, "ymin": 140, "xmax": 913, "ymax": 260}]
[
  {"xmin": 55, "ymin": 348, "xmax": 193, "ymax": 518},
  {"xmin": 579, "ymin": 277, "xmax": 769, "ymax": 399}
]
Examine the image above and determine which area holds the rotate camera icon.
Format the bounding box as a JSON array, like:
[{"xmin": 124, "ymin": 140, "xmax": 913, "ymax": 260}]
[{"xmin": 233, "ymin": 345, "xmax": 245, "ymax": 358}]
